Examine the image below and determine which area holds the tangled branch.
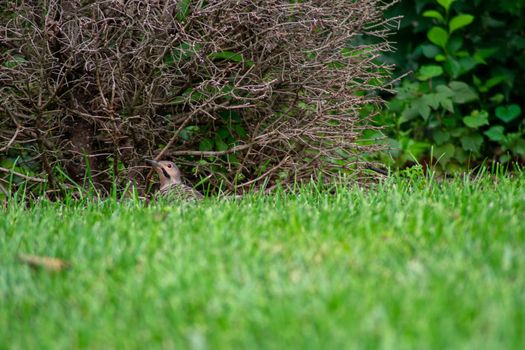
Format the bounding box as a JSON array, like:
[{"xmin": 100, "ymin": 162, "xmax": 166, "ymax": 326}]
[{"xmin": 1, "ymin": 0, "xmax": 399, "ymax": 196}]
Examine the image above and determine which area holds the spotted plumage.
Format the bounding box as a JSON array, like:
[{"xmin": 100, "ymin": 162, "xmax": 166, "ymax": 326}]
[{"xmin": 146, "ymin": 159, "xmax": 203, "ymax": 200}]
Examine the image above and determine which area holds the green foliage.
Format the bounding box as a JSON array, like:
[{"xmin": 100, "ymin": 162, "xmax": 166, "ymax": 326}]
[
  {"xmin": 176, "ymin": 0, "xmax": 192, "ymax": 21},
  {"xmin": 381, "ymin": 0, "xmax": 525, "ymax": 169}
]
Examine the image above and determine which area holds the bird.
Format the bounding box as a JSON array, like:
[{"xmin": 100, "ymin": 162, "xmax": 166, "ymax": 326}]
[{"xmin": 146, "ymin": 159, "xmax": 204, "ymax": 200}]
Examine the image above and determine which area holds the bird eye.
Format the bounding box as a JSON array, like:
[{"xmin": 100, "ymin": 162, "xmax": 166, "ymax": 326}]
[{"xmin": 167, "ymin": 164, "xmax": 172, "ymax": 168}]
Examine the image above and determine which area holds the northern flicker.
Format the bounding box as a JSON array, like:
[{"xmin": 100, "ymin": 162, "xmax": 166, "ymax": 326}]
[{"xmin": 146, "ymin": 159, "xmax": 204, "ymax": 200}]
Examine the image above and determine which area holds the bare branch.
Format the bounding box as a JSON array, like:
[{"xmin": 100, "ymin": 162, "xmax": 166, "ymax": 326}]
[
  {"xmin": 0, "ymin": 167, "xmax": 47, "ymax": 183},
  {"xmin": 0, "ymin": 0, "xmax": 398, "ymax": 195}
]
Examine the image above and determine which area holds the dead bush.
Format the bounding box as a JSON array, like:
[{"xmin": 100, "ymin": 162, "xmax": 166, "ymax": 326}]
[{"xmin": 0, "ymin": 0, "xmax": 399, "ymax": 197}]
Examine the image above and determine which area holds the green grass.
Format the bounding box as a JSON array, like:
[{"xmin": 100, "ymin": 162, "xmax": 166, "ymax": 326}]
[{"xmin": 1, "ymin": 175, "xmax": 525, "ymax": 349}]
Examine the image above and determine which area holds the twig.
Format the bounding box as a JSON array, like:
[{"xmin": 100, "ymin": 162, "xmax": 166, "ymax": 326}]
[
  {"xmin": 239, "ymin": 155, "xmax": 291, "ymax": 188},
  {"xmin": 0, "ymin": 126, "xmax": 22, "ymax": 152},
  {"xmin": 0, "ymin": 167, "xmax": 47, "ymax": 183},
  {"xmin": 171, "ymin": 143, "xmax": 252, "ymax": 157}
]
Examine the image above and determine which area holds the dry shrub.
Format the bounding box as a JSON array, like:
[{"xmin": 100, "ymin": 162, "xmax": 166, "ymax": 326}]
[{"xmin": 0, "ymin": 0, "xmax": 398, "ymax": 196}]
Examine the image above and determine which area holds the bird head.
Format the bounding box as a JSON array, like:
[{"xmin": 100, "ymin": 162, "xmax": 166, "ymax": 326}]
[{"xmin": 146, "ymin": 159, "xmax": 182, "ymax": 189}]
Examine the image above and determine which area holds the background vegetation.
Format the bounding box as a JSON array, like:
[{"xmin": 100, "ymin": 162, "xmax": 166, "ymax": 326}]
[
  {"xmin": 2, "ymin": 0, "xmax": 524, "ymax": 199},
  {"xmin": 375, "ymin": 0, "xmax": 525, "ymax": 171},
  {"xmin": 0, "ymin": 0, "xmax": 396, "ymax": 198}
]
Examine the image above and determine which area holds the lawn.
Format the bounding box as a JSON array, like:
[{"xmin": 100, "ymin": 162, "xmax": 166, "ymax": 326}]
[{"xmin": 1, "ymin": 175, "xmax": 524, "ymax": 349}]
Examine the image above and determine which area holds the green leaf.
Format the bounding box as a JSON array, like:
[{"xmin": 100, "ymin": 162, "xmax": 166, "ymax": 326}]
[
  {"xmin": 179, "ymin": 126, "xmax": 200, "ymax": 141},
  {"xmin": 3, "ymin": 55, "xmax": 27, "ymax": 68},
  {"xmin": 433, "ymin": 130, "xmax": 451, "ymax": 145},
  {"xmin": 477, "ymin": 75, "xmax": 509, "ymax": 93},
  {"xmin": 446, "ymin": 36, "xmax": 464, "ymax": 53},
  {"xmin": 400, "ymin": 107, "xmax": 419, "ymax": 123},
  {"xmin": 449, "ymin": 81, "xmax": 478, "ymax": 104},
  {"xmin": 177, "ymin": 0, "xmax": 192, "ymax": 21},
  {"xmin": 489, "ymin": 94, "xmax": 505, "ymax": 104},
  {"xmin": 449, "ymin": 15, "xmax": 475, "ymax": 33},
  {"xmin": 461, "ymin": 133, "xmax": 484, "ymax": 153},
  {"xmin": 473, "ymin": 48, "xmax": 498, "ymax": 64},
  {"xmin": 215, "ymin": 138, "xmax": 228, "ymax": 152},
  {"xmin": 511, "ymin": 139, "xmax": 525, "ymax": 157},
  {"xmin": 341, "ymin": 47, "xmax": 374, "ymax": 58},
  {"xmin": 199, "ymin": 139, "xmax": 213, "ymax": 151},
  {"xmin": 217, "ymin": 126, "xmax": 231, "ymax": 140},
  {"xmin": 496, "ymin": 105, "xmax": 522, "ymax": 123},
  {"xmin": 209, "ymin": 51, "xmax": 254, "ymax": 67},
  {"xmin": 457, "ymin": 57, "xmax": 478, "ymax": 76},
  {"xmin": 454, "ymin": 147, "xmax": 468, "ymax": 163},
  {"xmin": 401, "ymin": 97, "xmax": 431, "ymax": 122},
  {"xmin": 506, "ymin": 132, "xmax": 523, "ymax": 144},
  {"xmin": 434, "ymin": 143, "xmax": 455, "ymax": 165},
  {"xmin": 437, "ymin": 0, "xmax": 455, "ymax": 12},
  {"xmin": 463, "ymin": 110, "xmax": 489, "ymax": 129},
  {"xmin": 165, "ymin": 42, "xmax": 200, "ymax": 64},
  {"xmin": 484, "ymin": 126, "xmax": 506, "ymax": 142},
  {"xmin": 421, "ymin": 45, "xmax": 441, "ymax": 59},
  {"xmin": 233, "ymin": 124, "xmax": 248, "ymax": 138},
  {"xmin": 423, "ymin": 10, "xmax": 445, "ymax": 22},
  {"xmin": 227, "ymin": 154, "xmax": 240, "ymax": 165},
  {"xmin": 404, "ymin": 139, "xmax": 431, "ymax": 161},
  {"xmin": 434, "ymin": 85, "xmax": 455, "ymax": 112},
  {"xmin": 440, "ymin": 98, "xmax": 454, "ymax": 113},
  {"xmin": 427, "ymin": 27, "xmax": 449, "ymax": 49},
  {"xmin": 443, "ymin": 57, "xmax": 461, "ymax": 78},
  {"xmin": 435, "ymin": 85, "xmax": 454, "ymax": 96},
  {"xmin": 499, "ymin": 154, "xmax": 512, "ymax": 163},
  {"xmin": 169, "ymin": 88, "xmax": 206, "ymax": 105},
  {"xmin": 442, "ymin": 117, "xmax": 457, "ymax": 128},
  {"xmin": 417, "ymin": 65, "xmax": 443, "ymax": 81},
  {"xmin": 423, "ymin": 94, "xmax": 440, "ymax": 110},
  {"xmin": 450, "ymin": 127, "xmax": 466, "ymax": 138},
  {"xmin": 4, "ymin": 55, "xmax": 28, "ymax": 68}
]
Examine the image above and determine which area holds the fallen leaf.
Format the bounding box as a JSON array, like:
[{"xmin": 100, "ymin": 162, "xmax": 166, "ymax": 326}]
[{"xmin": 18, "ymin": 254, "xmax": 71, "ymax": 272}]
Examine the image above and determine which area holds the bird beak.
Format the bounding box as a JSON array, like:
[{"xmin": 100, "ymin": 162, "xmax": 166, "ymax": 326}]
[{"xmin": 146, "ymin": 159, "xmax": 161, "ymax": 168}]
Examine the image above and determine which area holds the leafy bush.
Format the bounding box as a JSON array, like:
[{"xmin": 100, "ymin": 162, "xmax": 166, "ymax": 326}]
[
  {"xmin": 377, "ymin": 0, "xmax": 525, "ymax": 169},
  {"xmin": 0, "ymin": 0, "xmax": 397, "ymax": 197}
]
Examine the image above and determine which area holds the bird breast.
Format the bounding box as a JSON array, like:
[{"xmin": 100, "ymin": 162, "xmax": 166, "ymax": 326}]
[{"xmin": 159, "ymin": 183, "xmax": 203, "ymax": 200}]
